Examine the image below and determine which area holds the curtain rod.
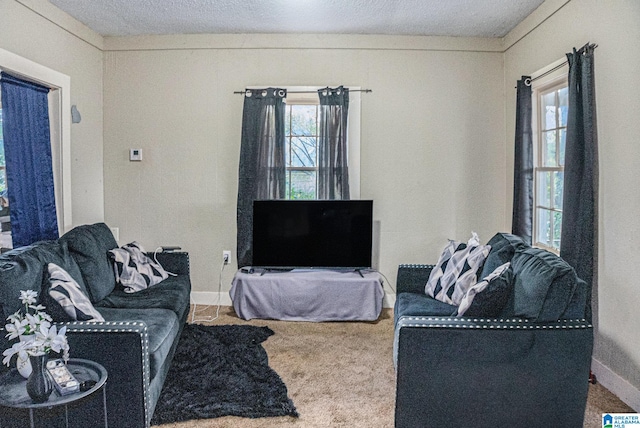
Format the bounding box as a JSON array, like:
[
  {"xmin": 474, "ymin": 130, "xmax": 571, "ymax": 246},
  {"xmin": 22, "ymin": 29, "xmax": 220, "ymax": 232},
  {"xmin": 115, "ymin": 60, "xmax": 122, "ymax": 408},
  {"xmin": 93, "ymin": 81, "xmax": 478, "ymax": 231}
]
[
  {"xmin": 525, "ymin": 43, "xmax": 598, "ymax": 86},
  {"xmin": 524, "ymin": 61, "xmax": 567, "ymax": 86},
  {"xmin": 234, "ymin": 89, "xmax": 372, "ymax": 95}
]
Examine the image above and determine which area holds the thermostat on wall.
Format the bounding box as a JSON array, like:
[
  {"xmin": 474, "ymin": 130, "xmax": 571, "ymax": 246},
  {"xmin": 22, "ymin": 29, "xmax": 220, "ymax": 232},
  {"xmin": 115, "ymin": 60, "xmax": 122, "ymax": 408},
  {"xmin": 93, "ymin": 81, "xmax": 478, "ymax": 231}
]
[{"xmin": 130, "ymin": 148, "xmax": 142, "ymax": 161}]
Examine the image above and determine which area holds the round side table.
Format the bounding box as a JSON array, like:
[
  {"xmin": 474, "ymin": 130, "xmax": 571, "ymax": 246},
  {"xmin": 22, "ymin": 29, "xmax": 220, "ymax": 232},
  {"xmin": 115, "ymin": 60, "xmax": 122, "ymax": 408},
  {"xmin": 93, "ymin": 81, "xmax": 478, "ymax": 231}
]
[{"xmin": 0, "ymin": 358, "xmax": 108, "ymax": 428}]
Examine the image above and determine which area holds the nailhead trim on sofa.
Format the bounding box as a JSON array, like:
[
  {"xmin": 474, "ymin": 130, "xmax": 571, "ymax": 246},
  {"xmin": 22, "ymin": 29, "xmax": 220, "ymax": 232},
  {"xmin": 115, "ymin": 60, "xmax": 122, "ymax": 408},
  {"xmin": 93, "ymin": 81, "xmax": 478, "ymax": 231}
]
[{"xmin": 61, "ymin": 321, "xmax": 151, "ymax": 426}]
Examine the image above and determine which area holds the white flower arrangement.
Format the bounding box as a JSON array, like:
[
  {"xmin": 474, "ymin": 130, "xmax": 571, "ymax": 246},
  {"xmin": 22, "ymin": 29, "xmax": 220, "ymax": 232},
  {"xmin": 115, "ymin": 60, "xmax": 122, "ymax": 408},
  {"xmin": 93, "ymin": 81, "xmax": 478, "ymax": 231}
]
[{"xmin": 2, "ymin": 290, "xmax": 69, "ymax": 367}]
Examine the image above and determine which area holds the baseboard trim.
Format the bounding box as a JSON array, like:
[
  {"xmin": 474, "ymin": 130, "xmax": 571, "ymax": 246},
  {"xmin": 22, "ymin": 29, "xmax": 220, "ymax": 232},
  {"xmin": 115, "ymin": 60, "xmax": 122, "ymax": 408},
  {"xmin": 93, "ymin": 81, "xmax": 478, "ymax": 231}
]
[
  {"xmin": 190, "ymin": 291, "xmax": 396, "ymax": 309},
  {"xmin": 383, "ymin": 293, "xmax": 396, "ymax": 309},
  {"xmin": 592, "ymin": 357, "xmax": 640, "ymax": 411}
]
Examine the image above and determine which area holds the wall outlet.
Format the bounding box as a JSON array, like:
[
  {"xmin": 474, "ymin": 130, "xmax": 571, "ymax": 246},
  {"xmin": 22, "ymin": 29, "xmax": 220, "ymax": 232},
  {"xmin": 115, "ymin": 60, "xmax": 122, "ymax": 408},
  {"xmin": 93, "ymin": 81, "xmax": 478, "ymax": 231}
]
[
  {"xmin": 110, "ymin": 227, "xmax": 119, "ymax": 243},
  {"xmin": 223, "ymin": 250, "xmax": 231, "ymax": 264}
]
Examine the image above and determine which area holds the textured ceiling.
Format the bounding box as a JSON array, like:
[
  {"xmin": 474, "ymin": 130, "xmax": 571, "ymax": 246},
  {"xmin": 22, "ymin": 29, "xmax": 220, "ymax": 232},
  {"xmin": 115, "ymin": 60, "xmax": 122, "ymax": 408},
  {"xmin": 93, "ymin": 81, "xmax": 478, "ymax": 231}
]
[{"xmin": 48, "ymin": 0, "xmax": 545, "ymax": 38}]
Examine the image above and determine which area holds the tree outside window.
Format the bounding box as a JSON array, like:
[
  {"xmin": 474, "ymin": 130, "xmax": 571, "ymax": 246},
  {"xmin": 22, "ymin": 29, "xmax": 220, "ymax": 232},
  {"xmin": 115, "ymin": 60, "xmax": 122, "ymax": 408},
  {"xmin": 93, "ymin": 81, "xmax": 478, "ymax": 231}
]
[
  {"xmin": 534, "ymin": 83, "xmax": 568, "ymax": 252},
  {"xmin": 285, "ymin": 104, "xmax": 319, "ymax": 199}
]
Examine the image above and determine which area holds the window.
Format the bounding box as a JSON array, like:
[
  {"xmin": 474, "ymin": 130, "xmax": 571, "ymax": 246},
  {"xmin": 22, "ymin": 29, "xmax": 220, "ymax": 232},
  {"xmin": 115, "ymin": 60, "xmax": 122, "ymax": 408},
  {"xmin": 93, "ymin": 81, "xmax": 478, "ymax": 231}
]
[
  {"xmin": 533, "ymin": 77, "xmax": 568, "ymax": 252},
  {"xmin": 284, "ymin": 102, "xmax": 319, "ymax": 199},
  {"xmin": 258, "ymin": 86, "xmax": 360, "ymax": 200}
]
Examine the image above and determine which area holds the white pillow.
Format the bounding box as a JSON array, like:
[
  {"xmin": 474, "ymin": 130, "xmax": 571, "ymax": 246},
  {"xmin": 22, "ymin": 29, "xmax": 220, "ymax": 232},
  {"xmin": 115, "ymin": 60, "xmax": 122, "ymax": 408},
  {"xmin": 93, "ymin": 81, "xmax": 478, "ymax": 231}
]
[
  {"xmin": 425, "ymin": 232, "xmax": 491, "ymax": 305},
  {"xmin": 47, "ymin": 263, "xmax": 105, "ymax": 322},
  {"xmin": 109, "ymin": 242, "xmax": 169, "ymax": 293}
]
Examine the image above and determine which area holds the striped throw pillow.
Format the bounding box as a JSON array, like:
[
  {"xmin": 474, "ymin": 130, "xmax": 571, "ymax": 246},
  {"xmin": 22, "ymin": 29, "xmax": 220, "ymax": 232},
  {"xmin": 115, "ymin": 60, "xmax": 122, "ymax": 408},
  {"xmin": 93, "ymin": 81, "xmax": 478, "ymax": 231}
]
[
  {"xmin": 46, "ymin": 263, "xmax": 105, "ymax": 322},
  {"xmin": 109, "ymin": 242, "xmax": 168, "ymax": 293},
  {"xmin": 457, "ymin": 262, "xmax": 512, "ymax": 317},
  {"xmin": 425, "ymin": 233, "xmax": 491, "ymax": 305}
]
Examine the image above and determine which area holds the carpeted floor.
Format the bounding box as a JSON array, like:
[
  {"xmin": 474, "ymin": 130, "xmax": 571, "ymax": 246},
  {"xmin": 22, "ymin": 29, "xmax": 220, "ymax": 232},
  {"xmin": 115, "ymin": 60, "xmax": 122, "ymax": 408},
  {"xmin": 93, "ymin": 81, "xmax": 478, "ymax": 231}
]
[{"xmin": 155, "ymin": 305, "xmax": 634, "ymax": 428}]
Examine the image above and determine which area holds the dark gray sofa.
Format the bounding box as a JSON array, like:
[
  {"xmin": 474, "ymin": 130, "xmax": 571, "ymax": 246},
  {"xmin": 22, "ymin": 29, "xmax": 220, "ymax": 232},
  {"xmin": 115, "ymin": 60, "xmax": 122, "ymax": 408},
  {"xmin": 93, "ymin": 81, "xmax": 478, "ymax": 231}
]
[
  {"xmin": 0, "ymin": 223, "xmax": 191, "ymax": 427},
  {"xmin": 394, "ymin": 232, "xmax": 594, "ymax": 428}
]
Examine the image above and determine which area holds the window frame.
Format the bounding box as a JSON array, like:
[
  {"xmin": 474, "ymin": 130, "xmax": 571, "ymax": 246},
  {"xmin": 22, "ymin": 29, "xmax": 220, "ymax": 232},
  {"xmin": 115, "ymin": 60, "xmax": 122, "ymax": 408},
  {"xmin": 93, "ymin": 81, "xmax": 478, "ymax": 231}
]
[{"xmin": 530, "ymin": 60, "xmax": 568, "ymax": 254}]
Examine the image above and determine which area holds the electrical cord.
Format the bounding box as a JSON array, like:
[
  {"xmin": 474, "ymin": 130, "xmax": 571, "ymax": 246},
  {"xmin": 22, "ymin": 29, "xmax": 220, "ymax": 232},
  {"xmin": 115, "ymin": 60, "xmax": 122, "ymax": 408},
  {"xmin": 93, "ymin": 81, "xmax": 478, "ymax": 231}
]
[
  {"xmin": 191, "ymin": 257, "xmax": 226, "ymax": 323},
  {"xmin": 153, "ymin": 247, "xmax": 177, "ymax": 276},
  {"xmin": 377, "ymin": 269, "xmax": 396, "ymax": 295}
]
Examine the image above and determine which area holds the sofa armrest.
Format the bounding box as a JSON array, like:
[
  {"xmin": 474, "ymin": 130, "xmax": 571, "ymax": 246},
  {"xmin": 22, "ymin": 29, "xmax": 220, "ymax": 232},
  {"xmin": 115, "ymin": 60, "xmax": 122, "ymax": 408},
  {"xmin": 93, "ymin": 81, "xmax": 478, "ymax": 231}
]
[
  {"xmin": 394, "ymin": 316, "xmax": 593, "ymax": 428},
  {"xmin": 147, "ymin": 251, "xmax": 190, "ymax": 276},
  {"xmin": 61, "ymin": 321, "xmax": 151, "ymax": 428},
  {"xmin": 396, "ymin": 264, "xmax": 434, "ymax": 295}
]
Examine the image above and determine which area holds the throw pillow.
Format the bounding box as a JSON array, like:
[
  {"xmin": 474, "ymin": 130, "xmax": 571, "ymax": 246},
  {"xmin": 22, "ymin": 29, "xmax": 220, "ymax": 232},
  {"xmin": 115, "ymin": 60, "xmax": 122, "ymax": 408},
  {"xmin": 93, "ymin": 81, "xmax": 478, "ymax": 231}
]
[
  {"xmin": 425, "ymin": 232, "xmax": 491, "ymax": 305},
  {"xmin": 457, "ymin": 262, "xmax": 513, "ymax": 317},
  {"xmin": 109, "ymin": 242, "xmax": 169, "ymax": 293},
  {"xmin": 425, "ymin": 239, "xmax": 465, "ymax": 298},
  {"xmin": 44, "ymin": 263, "xmax": 105, "ymax": 322}
]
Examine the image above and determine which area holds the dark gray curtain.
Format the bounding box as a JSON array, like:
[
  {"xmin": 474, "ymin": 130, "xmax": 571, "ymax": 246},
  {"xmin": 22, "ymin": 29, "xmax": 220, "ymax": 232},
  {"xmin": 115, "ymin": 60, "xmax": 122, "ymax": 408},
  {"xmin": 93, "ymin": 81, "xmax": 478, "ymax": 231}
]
[
  {"xmin": 511, "ymin": 76, "xmax": 534, "ymax": 245},
  {"xmin": 236, "ymin": 88, "xmax": 287, "ymax": 268},
  {"xmin": 317, "ymin": 86, "xmax": 350, "ymax": 200},
  {"xmin": 560, "ymin": 43, "xmax": 598, "ymax": 323}
]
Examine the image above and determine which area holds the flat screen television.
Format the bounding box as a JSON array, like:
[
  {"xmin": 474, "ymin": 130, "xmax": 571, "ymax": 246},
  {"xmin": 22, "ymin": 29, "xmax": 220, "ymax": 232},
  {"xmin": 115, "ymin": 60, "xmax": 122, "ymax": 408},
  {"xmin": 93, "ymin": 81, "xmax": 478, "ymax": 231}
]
[{"xmin": 252, "ymin": 200, "xmax": 373, "ymax": 269}]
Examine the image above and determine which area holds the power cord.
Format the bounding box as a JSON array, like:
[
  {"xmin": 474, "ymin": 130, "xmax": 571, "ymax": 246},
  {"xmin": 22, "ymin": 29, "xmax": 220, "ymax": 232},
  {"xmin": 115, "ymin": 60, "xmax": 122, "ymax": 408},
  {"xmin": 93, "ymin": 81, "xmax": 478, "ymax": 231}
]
[
  {"xmin": 191, "ymin": 256, "xmax": 226, "ymax": 323},
  {"xmin": 153, "ymin": 247, "xmax": 178, "ymax": 276},
  {"xmin": 376, "ymin": 269, "xmax": 396, "ymax": 295}
]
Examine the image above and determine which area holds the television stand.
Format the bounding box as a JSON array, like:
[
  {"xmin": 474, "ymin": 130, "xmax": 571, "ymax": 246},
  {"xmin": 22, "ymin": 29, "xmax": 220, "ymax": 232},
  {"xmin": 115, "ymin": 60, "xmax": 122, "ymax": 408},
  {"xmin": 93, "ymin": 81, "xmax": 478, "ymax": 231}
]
[{"xmin": 230, "ymin": 268, "xmax": 384, "ymax": 321}]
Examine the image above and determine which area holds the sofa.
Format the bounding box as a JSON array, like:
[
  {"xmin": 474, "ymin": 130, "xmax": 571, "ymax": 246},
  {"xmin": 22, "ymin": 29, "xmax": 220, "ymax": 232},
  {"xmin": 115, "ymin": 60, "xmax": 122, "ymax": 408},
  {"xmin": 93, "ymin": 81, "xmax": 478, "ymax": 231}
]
[
  {"xmin": 393, "ymin": 232, "xmax": 593, "ymax": 428},
  {"xmin": 0, "ymin": 223, "xmax": 191, "ymax": 428}
]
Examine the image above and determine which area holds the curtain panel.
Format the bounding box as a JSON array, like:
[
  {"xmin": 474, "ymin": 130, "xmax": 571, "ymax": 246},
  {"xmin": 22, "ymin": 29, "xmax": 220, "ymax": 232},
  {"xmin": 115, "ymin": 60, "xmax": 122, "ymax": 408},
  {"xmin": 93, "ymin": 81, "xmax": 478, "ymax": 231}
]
[
  {"xmin": 511, "ymin": 77, "xmax": 534, "ymax": 245},
  {"xmin": 236, "ymin": 88, "xmax": 287, "ymax": 268},
  {"xmin": 317, "ymin": 86, "xmax": 350, "ymax": 200},
  {"xmin": 0, "ymin": 72, "xmax": 58, "ymax": 247},
  {"xmin": 559, "ymin": 43, "xmax": 598, "ymax": 323}
]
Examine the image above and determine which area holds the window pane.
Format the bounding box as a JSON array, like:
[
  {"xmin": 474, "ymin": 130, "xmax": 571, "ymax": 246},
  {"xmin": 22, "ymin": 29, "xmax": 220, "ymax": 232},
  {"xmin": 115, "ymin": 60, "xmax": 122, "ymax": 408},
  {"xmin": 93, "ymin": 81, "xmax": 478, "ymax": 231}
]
[
  {"xmin": 537, "ymin": 171, "xmax": 551, "ymax": 208},
  {"xmin": 558, "ymin": 87, "xmax": 569, "ymax": 127},
  {"xmin": 291, "ymin": 137, "xmax": 316, "ymax": 167},
  {"xmin": 285, "ymin": 137, "xmax": 291, "ymax": 166},
  {"xmin": 291, "ymin": 105, "xmax": 317, "ymax": 136},
  {"xmin": 553, "ymin": 171, "xmax": 564, "ymax": 209},
  {"xmin": 542, "ymin": 131, "xmax": 557, "ymax": 166},
  {"xmin": 290, "ymin": 170, "xmax": 316, "ymax": 199},
  {"xmin": 559, "ymin": 129, "xmax": 566, "ymax": 167},
  {"xmin": 542, "ymin": 92, "xmax": 557, "ymax": 130},
  {"xmin": 536, "ymin": 208, "xmax": 551, "ymax": 247},
  {"xmin": 552, "ymin": 211, "xmax": 562, "ymax": 250}
]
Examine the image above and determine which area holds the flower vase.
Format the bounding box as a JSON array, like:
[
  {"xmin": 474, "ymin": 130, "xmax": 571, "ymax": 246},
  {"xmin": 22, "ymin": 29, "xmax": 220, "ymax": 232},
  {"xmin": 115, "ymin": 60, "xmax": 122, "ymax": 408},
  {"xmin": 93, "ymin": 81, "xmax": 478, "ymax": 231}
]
[
  {"xmin": 17, "ymin": 334, "xmax": 35, "ymax": 378},
  {"xmin": 26, "ymin": 354, "xmax": 53, "ymax": 403}
]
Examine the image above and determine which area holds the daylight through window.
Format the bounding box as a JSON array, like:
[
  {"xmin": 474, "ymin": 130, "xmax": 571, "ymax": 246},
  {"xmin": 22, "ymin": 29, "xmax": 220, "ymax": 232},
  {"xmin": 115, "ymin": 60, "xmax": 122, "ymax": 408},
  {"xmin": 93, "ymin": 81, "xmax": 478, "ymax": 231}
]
[
  {"xmin": 533, "ymin": 80, "xmax": 568, "ymax": 252},
  {"xmin": 285, "ymin": 102, "xmax": 319, "ymax": 199}
]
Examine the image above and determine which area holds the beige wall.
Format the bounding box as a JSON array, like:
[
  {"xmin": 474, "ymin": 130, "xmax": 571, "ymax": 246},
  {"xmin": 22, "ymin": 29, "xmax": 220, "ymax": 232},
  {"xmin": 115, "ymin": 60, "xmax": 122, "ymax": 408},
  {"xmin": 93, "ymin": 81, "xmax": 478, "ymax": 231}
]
[
  {"xmin": 101, "ymin": 35, "xmax": 507, "ymax": 298},
  {"xmin": 0, "ymin": 0, "xmax": 104, "ymax": 227},
  {"xmin": 504, "ymin": 0, "xmax": 640, "ymax": 408},
  {"xmin": 6, "ymin": 0, "xmax": 639, "ymax": 410}
]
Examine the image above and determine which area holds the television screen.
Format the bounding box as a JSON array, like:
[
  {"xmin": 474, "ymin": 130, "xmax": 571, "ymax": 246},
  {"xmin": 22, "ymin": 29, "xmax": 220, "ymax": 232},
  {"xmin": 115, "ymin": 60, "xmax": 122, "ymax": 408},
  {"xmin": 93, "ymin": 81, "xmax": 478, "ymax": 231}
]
[{"xmin": 252, "ymin": 200, "xmax": 373, "ymax": 269}]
